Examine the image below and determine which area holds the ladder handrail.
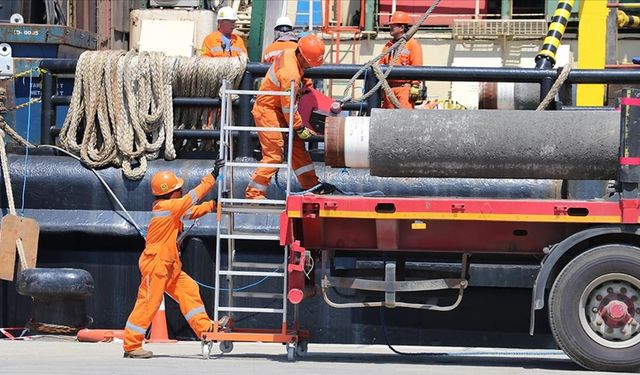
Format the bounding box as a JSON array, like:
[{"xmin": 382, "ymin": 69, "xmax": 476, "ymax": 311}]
[{"xmin": 214, "ymin": 79, "xmax": 297, "ymax": 327}]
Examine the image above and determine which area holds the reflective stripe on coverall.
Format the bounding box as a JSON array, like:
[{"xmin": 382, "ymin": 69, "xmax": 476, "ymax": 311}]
[
  {"xmin": 262, "ymin": 40, "xmax": 313, "ymax": 89},
  {"xmin": 123, "ymin": 175, "xmax": 216, "ymax": 352},
  {"xmin": 245, "ymin": 49, "xmax": 319, "ymax": 199},
  {"xmin": 201, "ymin": 31, "xmax": 247, "ymax": 57},
  {"xmin": 380, "ymin": 38, "xmax": 423, "ymax": 109},
  {"xmin": 262, "ymin": 40, "xmax": 298, "ymax": 63}
]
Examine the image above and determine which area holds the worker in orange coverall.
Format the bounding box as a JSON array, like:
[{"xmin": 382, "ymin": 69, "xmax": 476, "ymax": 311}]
[
  {"xmin": 123, "ymin": 159, "xmax": 228, "ymax": 359},
  {"xmin": 262, "ymin": 16, "xmax": 314, "ymax": 90},
  {"xmin": 245, "ymin": 34, "xmax": 335, "ymax": 199},
  {"xmin": 379, "ymin": 11, "xmax": 423, "ymax": 109},
  {"xmin": 201, "ymin": 6, "xmax": 247, "ymax": 58},
  {"xmin": 262, "ymin": 16, "xmax": 298, "ymax": 63}
]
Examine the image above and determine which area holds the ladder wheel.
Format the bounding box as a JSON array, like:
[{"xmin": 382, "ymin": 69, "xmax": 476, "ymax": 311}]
[
  {"xmin": 201, "ymin": 341, "xmax": 213, "ymax": 359},
  {"xmin": 296, "ymin": 341, "xmax": 308, "ymax": 356},
  {"xmin": 219, "ymin": 341, "xmax": 234, "ymax": 354},
  {"xmin": 286, "ymin": 344, "xmax": 296, "ymax": 361}
]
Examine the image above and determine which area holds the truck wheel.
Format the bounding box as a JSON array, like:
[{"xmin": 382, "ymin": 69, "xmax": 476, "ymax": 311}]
[{"xmin": 549, "ymin": 244, "xmax": 640, "ymax": 372}]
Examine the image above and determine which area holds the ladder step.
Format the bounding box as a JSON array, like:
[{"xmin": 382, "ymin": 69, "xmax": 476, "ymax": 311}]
[
  {"xmin": 222, "ymin": 126, "xmax": 290, "ymax": 133},
  {"xmin": 226, "ymin": 162, "xmax": 288, "ymax": 169},
  {"xmin": 219, "ymin": 233, "xmax": 280, "ymax": 241},
  {"xmin": 220, "ymin": 270, "xmax": 284, "ymax": 277},
  {"xmin": 217, "ymin": 307, "xmax": 284, "ymax": 314},
  {"xmin": 220, "ymin": 198, "xmax": 286, "ymax": 205},
  {"xmin": 232, "ymin": 262, "xmax": 284, "ymax": 270},
  {"xmin": 221, "ymin": 206, "xmax": 284, "ymax": 214},
  {"xmin": 233, "ymin": 292, "xmax": 284, "ymax": 299}
]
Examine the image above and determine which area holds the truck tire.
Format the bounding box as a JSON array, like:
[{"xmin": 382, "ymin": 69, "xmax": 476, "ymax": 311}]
[{"xmin": 549, "ymin": 244, "xmax": 640, "ymax": 372}]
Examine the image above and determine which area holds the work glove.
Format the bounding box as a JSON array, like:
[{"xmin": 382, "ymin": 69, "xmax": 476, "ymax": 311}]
[
  {"xmin": 409, "ymin": 85, "xmax": 421, "ymax": 101},
  {"xmin": 211, "ymin": 158, "xmax": 225, "ymax": 179},
  {"xmin": 295, "ymin": 126, "xmax": 316, "ymax": 140}
]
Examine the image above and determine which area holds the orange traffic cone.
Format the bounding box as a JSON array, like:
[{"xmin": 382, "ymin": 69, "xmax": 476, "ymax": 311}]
[{"xmin": 147, "ymin": 297, "xmax": 177, "ymax": 343}]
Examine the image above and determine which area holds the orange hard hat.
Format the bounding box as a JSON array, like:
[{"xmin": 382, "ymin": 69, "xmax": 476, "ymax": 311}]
[
  {"xmin": 151, "ymin": 170, "xmax": 184, "ymax": 196},
  {"xmin": 297, "ymin": 34, "xmax": 325, "ymax": 67},
  {"xmin": 390, "ymin": 11, "xmax": 410, "ymax": 25}
]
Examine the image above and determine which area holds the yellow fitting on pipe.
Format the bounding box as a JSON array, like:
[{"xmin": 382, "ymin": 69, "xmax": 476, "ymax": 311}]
[{"xmin": 619, "ymin": 9, "xmax": 640, "ymax": 28}]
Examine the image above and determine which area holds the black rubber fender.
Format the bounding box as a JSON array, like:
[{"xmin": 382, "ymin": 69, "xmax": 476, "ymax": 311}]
[{"xmin": 16, "ymin": 268, "xmax": 94, "ymax": 299}]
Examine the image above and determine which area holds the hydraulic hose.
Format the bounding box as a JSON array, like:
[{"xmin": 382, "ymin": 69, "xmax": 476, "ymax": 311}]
[{"xmin": 535, "ymin": 0, "xmax": 575, "ymax": 69}]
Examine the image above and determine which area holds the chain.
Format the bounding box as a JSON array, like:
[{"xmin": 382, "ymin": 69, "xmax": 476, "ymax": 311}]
[
  {"xmin": 27, "ymin": 321, "xmax": 80, "ymax": 335},
  {"xmin": 0, "ymin": 68, "xmax": 48, "ymax": 81}
]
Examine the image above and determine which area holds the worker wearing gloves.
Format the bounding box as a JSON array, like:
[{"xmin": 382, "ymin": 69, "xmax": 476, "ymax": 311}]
[
  {"xmin": 201, "ymin": 6, "xmax": 247, "ymax": 58},
  {"xmin": 123, "ymin": 160, "xmax": 229, "ymax": 359},
  {"xmin": 245, "ymin": 34, "xmax": 335, "ymax": 199},
  {"xmin": 379, "ymin": 11, "xmax": 423, "ymax": 109}
]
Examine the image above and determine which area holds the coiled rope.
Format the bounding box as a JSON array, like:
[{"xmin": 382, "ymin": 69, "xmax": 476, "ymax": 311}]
[{"xmin": 59, "ymin": 50, "xmax": 247, "ymax": 180}]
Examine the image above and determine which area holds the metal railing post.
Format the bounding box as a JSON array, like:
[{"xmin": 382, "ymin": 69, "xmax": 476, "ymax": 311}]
[
  {"xmin": 237, "ymin": 71, "xmax": 254, "ymax": 158},
  {"xmin": 41, "ymin": 71, "xmax": 54, "ymax": 145},
  {"xmin": 364, "ymin": 66, "xmax": 381, "ymax": 114}
]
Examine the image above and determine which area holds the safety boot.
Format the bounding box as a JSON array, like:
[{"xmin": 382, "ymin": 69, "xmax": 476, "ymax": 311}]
[
  {"xmin": 123, "ymin": 348, "xmax": 153, "ymax": 359},
  {"xmin": 312, "ymin": 182, "xmax": 336, "ymax": 195}
]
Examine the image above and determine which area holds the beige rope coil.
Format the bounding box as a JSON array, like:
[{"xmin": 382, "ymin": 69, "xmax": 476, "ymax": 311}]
[
  {"xmin": 59, "ymin": 51, "xmax": 247, "ymax": 180},
  {"xmin": 171, "ymin": 55, "xmax": 247, "ymax": 152}
]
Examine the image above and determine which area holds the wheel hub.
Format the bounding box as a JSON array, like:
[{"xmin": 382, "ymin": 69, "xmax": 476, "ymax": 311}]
[
  {"xmin": 600, "ymin": 299, "xmax": 632, "ymax": 327},
  {"xmin": 579, "ymin": 273, "xmax": 640, "ymax": 348}
]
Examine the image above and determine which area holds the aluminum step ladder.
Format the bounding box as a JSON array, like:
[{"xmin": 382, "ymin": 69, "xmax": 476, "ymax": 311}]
[{"xmin": 201, "ymin": 80, "xmax": 308, "ymax": 361}]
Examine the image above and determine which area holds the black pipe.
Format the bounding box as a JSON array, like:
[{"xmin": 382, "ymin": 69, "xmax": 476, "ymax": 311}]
[
  {"xmin": 341, "ymin": 102, "xmax": 369, "ymax": 111},
  {"xmin": 237, "ymin": 71, "xmax": 254, "ymax": 157},
  {"xmin": 41, "ymin": 59, "xmax": 640, "ymax": 85},
  {"xmin": 40, "ymin": 59, "xmax": 78, "ymax": 73},
  {"xmin": 41, "ymin": 71, "xmax": 54, "ymax": 145},
  {"xmin": 364, "ymin": 66, "xmax": 381, "ymax": 115},
  {"xmin": 49, "ymin": 127, "xmax": 325, "ymax": 142}
]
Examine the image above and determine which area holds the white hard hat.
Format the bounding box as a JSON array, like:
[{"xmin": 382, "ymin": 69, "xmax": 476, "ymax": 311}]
[
  {"xmin": 217, "ymin": 6, "xmax": 238, "ymax": 21},
  {"xmin": 275, "ymin": 16, "xmax": 293, "ymax": 28}
]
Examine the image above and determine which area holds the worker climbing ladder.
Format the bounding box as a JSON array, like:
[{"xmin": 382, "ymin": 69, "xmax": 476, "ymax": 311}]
[{"xmin": 201, "ymin": 80, "xmax": 308, "ymax": 360}]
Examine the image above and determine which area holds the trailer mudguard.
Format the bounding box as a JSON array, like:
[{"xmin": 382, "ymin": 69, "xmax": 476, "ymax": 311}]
[{"xmin": 529, "ymin": 225, "xmax": 640, "ymax": 334}]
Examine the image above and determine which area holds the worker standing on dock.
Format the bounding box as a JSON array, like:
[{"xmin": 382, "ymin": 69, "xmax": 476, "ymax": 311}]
[
  {"xmin": 245, "ymin": 34, "xmax": 335, "ymax": 199},
  {"xmin": 123, "ymin": 160, "xmax": 229, "ymax": 359},
  {"xmin": 201, "ymin": 6, "xmax": 247, "ymax": 58},
  {"xmin": 380, "ymin": 11, "xmax": 423, "ymax": 109}
]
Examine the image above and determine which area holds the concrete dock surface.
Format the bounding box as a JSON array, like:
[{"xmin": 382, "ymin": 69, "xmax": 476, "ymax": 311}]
[{"xmin": 0, "ymin": 337, "xmax": 629, "ymax": 375}]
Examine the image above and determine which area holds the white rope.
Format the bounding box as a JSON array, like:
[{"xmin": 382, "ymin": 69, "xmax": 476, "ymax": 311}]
[
  {"xmin": 0, "ymin": 128, "xmax": 28, "ymax": 271},
  {"xmin": 0, "ymin": 89, "xmax": 29, "ymax": 271},
  {"xmin": 59, "ymin": 51, "xmax": 247, "ymax": 180},
  {"xmin": 171, "ymin": 55, "xmax": 247, "ymax": 152},
  {"xmin": 536, "ymin": 53, "xmax": 574, "ymax": 111}
]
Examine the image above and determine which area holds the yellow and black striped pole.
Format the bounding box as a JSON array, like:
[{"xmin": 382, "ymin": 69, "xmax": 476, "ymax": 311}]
[
  {"xmin": 618, "ymin": 10, "xmax": 640, "ymax": 28},
  {"xmin": 535, "ymin": 0, "xmax": 575, "ymax": 69}
]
